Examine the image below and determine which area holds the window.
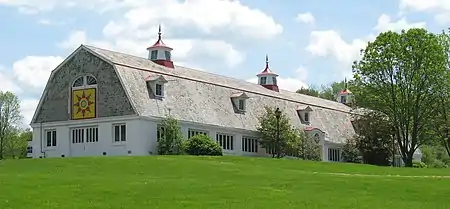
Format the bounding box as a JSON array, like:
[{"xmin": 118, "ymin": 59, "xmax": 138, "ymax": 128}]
[
  {"xmin": 45, "ymin": 130, "xmax": 57, "ymax": 148},
  {"xmin": 151, "ymin": 50, "xmax": 158, "ymax": 60},
  {"xmin": 165, "ymin": 51, "xmax": 171, "ymax": 61},
  {"xmin": 260, "ymin": 77, "xmax": 267, "ymax": 85},
  {"xmin": 72, "ymin": 77, "xmax": 84, "ymax": 87},
  {"xmin": 242, "ymin": 136, "xmax": 258, "ymax": 153},
  {"xmin": 155, "ymin": 83, "xmax": 163, "ymax": 96},
  {"xmin": 340, "ymin": 95, "xmax": 347, "ymax": 103},
  {"xmin": 27, "ymin": 146, "xmax": 33, "ymax": 154},
  {"xmin": 265, "ymin": 146, "xmax": 275, "ymax": 155},
  {"xmin": 272, "ymin": 77, "xmax": 277, "ymax": 85},
  {"xmin": 113, "ymin": 124, "xmax": 126, "ymax": 142},
  {"xmin": 216, "ymin": 133, "xmax": 234, "ymax": 150},
  {"xmin": 304, "ymin": 112, "xmax": 309, "ymax": 122},
  {"xmin": 328, "ymin": 148, "xmax": 341, "ymax": 162},
  {"xmin": 188, "ymin": 129, "xmax": 208, "ymax": 139},
  {"xmin": 157, "ymin": 125, "xmax": 165, "ymax": 140},
  {"xmin": 238, "ymin": 99, "xmax": 245, "ymax": 111},
  {"xmin": 86, "ymin": 127, "xmax": 99, "ymax": 143},
  {"xmin": 86, "ymin": 75, "xmax": 97, "ymax": 85},
  {"xmin": 72, "ymin": 128, "xmax": 85, "ymax": 144}
]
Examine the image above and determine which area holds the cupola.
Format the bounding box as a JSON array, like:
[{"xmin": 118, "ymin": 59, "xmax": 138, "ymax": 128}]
[
  {"xmin": 146, "ymin": 24, "xmax": 174, "ymax": 69},
  {"xmin": 337, "ymin": 77, "xmax": 353, "ymax": 105},
  {"xmin": 257, "ymin": 55, "xmax": 279, "ymax": 92}
]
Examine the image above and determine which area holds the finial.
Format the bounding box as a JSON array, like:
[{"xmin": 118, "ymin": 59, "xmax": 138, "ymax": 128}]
[
  {"xmin": 265, "ymin": 54, "xmax": 269, "ymax": 68},
  {"xmin": 344, "ymin": 77, "xmax": 348, "ymax": 89},
  {"xmin": 158, "ymin": 24, "xmax": 162, "ymax": 39}
]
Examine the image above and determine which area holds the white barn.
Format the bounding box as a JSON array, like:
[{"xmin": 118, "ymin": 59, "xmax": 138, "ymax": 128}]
[{"xmin": 29, "ymin": 27, "xmax": 420, "ymax": 163}]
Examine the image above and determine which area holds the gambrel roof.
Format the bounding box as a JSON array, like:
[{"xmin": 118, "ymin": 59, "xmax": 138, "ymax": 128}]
[{"xmin": 77, "ymin": 45, "xmax": 356, "ymax": 143}]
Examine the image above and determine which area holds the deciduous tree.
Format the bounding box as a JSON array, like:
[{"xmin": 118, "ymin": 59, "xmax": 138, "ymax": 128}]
[
  {"xmin": 0, "ymin": 91, "xmax": 22, "ymax": 160},
  {"xmin": 157, "ymin": 116, "xmax": 184, "ymax": 155},
  {"xmin": 257, "ymin": 106, "xmax": 300, "ymax": 158},
  {"xmin": 352, "ymin": 28, "xmax": 449, "ymax": 166}
]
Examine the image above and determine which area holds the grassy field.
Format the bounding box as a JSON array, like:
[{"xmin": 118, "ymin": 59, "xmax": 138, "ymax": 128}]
[{"xmin": 1, "ymin": 156, "xmax": 450, "ymax": 209}]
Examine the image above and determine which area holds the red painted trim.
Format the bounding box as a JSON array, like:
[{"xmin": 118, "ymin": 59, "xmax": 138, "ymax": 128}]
[
  {"xmin": 152, "ymin": 59, "xmax": 174, "ymax": 69},
  {"xmin": 261, "ymin": 84, "xmax": 279, "ymax": 92}
]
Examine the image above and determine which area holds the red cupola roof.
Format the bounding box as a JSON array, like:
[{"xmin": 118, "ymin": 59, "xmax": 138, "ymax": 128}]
[
  {"xmin": 146, "ymin": 24, "xmax": 173, "ymax": 51},
  {"xmin": 257, "ymin": 54, "xmax": 278, "ymax": 76}
]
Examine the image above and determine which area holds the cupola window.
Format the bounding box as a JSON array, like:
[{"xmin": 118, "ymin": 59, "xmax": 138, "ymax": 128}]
[
  {"xmin": 150, "ymin": 50, "xmax": 158, "ymax": 60},
  {"xmin": 164, "ymin": 51, "xmax": 171, "ymax": 61}
]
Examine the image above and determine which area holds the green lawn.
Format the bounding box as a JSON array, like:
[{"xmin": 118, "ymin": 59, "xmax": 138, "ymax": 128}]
[{"xmin": 1, "ymin": 156, "xmax": 450, "ymax": 209}]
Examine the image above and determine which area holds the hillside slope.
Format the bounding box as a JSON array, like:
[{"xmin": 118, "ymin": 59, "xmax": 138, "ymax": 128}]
[{"xmin": 0, "ymin": 156, "xmax": 449, "ymax": 209}]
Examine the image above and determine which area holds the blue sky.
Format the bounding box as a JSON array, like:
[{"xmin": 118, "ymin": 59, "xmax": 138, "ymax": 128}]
[{"xmin": 0, "ymin": 0, "xmax": 448, "ymax": 126}]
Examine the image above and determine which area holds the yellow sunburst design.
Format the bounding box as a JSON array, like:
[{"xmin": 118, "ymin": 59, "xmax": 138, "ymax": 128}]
[{"xmin": 72, "ymin": 88, "xmax": 96, "ymax": 120}]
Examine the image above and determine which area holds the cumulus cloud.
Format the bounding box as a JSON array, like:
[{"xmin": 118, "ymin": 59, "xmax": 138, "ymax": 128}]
[
  {"xmin": 246, "ymin": 66, "xmax": 309, "ymax": 92},
  {"xmin": 305, "ymin": 14, "xmax": 427, "ymax": 78},
  {"xmin": 295, "ymin": 12, "xmax": 315, "ymax": 25},
  {"xmin": 399, "ymin": 0, "xmax": 450, "ymax": 24},
  {"xmin": 12, "ymin": 56, "xmax": 64, "ymax": 90},
  {"xmin": 20, "ymin": 98, "xmax": 39, "ymax": 127}
]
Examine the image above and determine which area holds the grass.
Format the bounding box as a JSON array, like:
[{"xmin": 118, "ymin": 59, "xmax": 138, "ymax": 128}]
[{"xmin": 1, "ymin": 156, "xmax": 450, "ymax": 209}]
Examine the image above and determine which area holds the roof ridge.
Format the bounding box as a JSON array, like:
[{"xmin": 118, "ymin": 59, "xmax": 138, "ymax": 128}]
[{"xmin": 84, "ymin": 45, "xmax": 350, "ymax": 113}]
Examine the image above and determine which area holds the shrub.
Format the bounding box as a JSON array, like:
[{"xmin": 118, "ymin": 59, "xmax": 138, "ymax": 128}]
[
  {"xmin": 184, "ymin": 135, "xmax": 223, "ymax": 156},
  {"xmin": 412, "ymin": 161, "xmax": 427, "ymax": 168},
  {"xmin": 157, "ymin": 116, "xmax": 184, "ymax": 155},
  {"xmin": 342, "ymin": 136, "xmax": 361, "ymax": 163}
]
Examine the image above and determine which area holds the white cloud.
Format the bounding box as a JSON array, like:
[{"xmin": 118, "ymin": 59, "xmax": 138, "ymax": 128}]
[
  {"xmin": 246, "ymin": 66, "xmax": 308, "ymax": 92},
  {"xmin": 399, "ymin": 0, "xmax": 450, "ymax": 25},
  {"xmin": 373, "ymin": 14, "xmax": 426, "ymax": 33},
  {"xmin": 12, "ymin": 56, "xmax": 64, "ymax": 90},
  {"xmin": 306, "ymin": 14, "xmax": 427, "ymax": 78},
  {"xmin": 20, "ymin": 98, "xmax": 39, "ymax": 127},
  {"xmin": 0, "ymin": 66, "xmax": 22, "ymax": 94},
  {"xmin": 295, "ymin": 12, "xmax": 315, "ymax": 25}
]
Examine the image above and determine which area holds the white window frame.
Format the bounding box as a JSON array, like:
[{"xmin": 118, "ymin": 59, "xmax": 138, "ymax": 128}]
[
  {"xmin": 188, "ymin": 128, "xmax": 209, "ymax": 139},
  {"xmin": 260, "ymin": 77, "xmax": 267, "ymax": 85},
  {"xmin": 237, "ymin": 99, "xmax": 245, "ymax": 111},
  {"xmin": 216, "ymin": 133, "xmax": 234, "ymax": 151},
  {"xmin": 113, "ymin": 124, "xmax": 126, "ymax": 144},
  {"xmin": 304, "ymin": 112, "xmax": 309, "ymax": 122},
  {"xmin": 242, "ymin": 136, "xmax": 258, "ymax": 153},
  {"xmin": 155, "ymin": 83, "xmax": 164, "ymax": 97},
  {"xmin": 272, "ymin": 77, "xmax": 277, "ymax": 85},
  {"xmin": 44, "ymin": 130, "xmax": 57, "ymax": 149},
  {"xmin": 340, "ymin": 95, "xmax": 347, "ymax": 103},
  {"xmin": 150, "ymin": 50, "xmax": 158, "ymax": 60},
  {"xmin": 328, "ymin": 148, "xmax": 341, "ymax": 162},
  {"xmin": 164, "ymin": 51, "xmax": 171, "ymax": 61}
]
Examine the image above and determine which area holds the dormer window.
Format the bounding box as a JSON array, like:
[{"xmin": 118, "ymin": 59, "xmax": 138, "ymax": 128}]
[
  {"xmin": 296, "ymin": 105, "xmax": 313, "ymax": 125},
  {"xmin": 238, "ymin": 99, "xmax": 245, "ymax": 111},
  {"xmin": 150, "ymin": 50, "xmax": 158, "ymax": 60},
  {"xmin": 155, "ymin": 83, "xmax": 163, "ymax": 96},
  {"xmin": 230, "ymin": 92, "xmax": 250, "ymax": 113},
  {"xmin": 145, "ymin": 74, "xmax": 168, "ymax": 99}
]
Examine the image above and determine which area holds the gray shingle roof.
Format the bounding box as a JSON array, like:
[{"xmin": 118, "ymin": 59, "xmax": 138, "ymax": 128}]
[{"xmin": 84, "ymin": 45, "xmax": 355, "ymax": 144}]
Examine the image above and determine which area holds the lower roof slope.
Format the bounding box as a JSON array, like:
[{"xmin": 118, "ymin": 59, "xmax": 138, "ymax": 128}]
[{"xmin": 84, "ymin": 45, "xmax": 355, "ymax": 143}]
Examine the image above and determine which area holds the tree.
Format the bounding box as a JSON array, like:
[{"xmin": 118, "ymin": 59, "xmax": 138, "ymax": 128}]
[
  {"xmin": 298, "ymin": 132, "xmax": 321, "ymax": 161},
  {"xmin": 4, "ymin": 128, "xmax": 29, "ymax": 159},
  {"xmin": 0, "ymin": 91, "xmax": 22, "ymax": 160},
  {"xmin": 157, "ymin": 116, "xmax": 184, "ymax": 155},
  {"xmin": 296, "ymin": 86, "xmax": 320, "ymax": 97},
  {"xmin": 257, "ymin": 106, "xmax": 301, "ymax": 158},
  {"xmin": 342, "ymin": 136, "xmax": 361, "ymax": 163},
  {"xmin": 318, "ymin": 81, "xmax": 346, "ymax": 101},
  {"xmin": 431, "ymin": 30, "xmax": 450, "ymax": 157},
  {"xmin": 352, "ymin": 28, "xmax": 449, "ymax": 167},
  {"xmin": 352, "ymin": 111, "xmax": 394, "ymax": 166}
]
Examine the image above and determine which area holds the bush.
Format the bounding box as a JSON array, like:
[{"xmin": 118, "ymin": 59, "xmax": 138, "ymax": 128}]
[
  {"xmin": 184, "ymin": 135, "xmax": 223, "ymax": 156},
  {"xmin": 342, "ymin": 136, "xmax": 361, "ymax": 163},
  {"xmin": 412, "ymin": 161, "xmax": 427, "ymax": 168}
]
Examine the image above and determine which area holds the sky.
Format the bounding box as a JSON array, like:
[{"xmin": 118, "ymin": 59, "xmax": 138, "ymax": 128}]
[{"xmin": 0, "ymin": 0, "xmax": 449, "ymax": 128}]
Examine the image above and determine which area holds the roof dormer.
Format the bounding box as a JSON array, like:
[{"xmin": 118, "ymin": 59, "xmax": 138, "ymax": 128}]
[
  {"xmin": 146, "ymin": 24, "xmax": 174, "ymax": 69},
  {"xmin": 296, "ymin": 104, "xmax": 313, "ymax": 125},
  {"xmin": 145, "ymin": 74, "xmax": 168, "ymax": 99},
  {"xmin": 230, "ymin": 92, "xmax": 250, "ymax": 113},
  {"xmin": 257, "ymin": 55, "xmax": 279, "ymax": 92}
]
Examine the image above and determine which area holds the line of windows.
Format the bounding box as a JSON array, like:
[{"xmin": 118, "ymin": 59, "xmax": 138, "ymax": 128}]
[
  {"xmin": 71, "ymin": 127, "xmax": 99, "ymax": 144},
  {"xmin": 216, "ymin": 133, "xmax": 234, "ymax": 150},
  {"xmin": 328, "ymin": 148, "xmax": 341, "ymax": 162},
  {"xmin": 242, "ymin": 136, "xmax": 258, "ymax": 153},
  {"xmin": 188, "ymin": 129, "xmax": 208, "ymax": 139}
]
